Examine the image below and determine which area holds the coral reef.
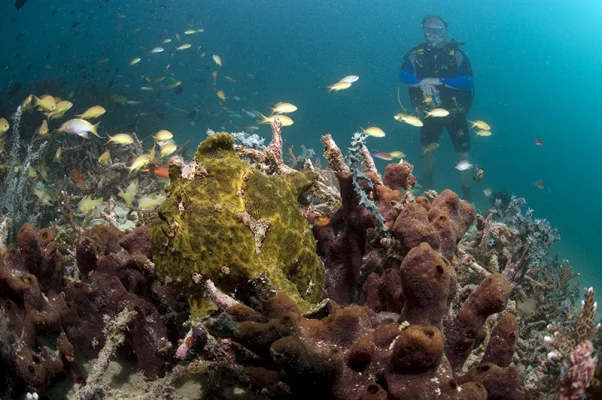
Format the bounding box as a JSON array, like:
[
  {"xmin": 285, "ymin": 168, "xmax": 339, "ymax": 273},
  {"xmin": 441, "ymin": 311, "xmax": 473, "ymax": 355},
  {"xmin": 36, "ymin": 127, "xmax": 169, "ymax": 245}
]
[{"xmin": 0, "ymin": 126, "xmax": 596, "ymax": 400}]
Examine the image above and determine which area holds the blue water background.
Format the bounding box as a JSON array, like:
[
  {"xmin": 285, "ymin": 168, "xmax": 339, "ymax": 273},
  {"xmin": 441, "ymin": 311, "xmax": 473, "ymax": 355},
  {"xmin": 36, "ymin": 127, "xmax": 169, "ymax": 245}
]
[{"xmin": 1, "ymin": 0, "xmax": 601, "ymax": 294}]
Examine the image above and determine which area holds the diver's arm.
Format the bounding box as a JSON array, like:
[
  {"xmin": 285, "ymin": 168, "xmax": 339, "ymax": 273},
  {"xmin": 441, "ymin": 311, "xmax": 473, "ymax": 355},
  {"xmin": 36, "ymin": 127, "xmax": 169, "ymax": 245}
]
[
  {"xmin": 442, "ymin": 51, "xmax": 475, "ymax": 89},
  {"xmin": 400, "ymin": 70, "xmax": 420, "ymax": 85},
  {"xmin": 440, "ymin": 75, "xmax": 474, "ymax": 90},
  {"xmin": 399, "ymin": 56, "xmax": 420, "ymax": 86}
]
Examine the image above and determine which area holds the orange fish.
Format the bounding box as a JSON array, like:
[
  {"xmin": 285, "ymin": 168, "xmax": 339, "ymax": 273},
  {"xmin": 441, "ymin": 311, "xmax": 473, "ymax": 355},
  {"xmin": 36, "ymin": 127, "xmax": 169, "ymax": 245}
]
[
  {"xmin": 141, "ymin": 164, "xmax": 169, "ymax": 178},
  {"xmin": 310, "ymin": 214, "xmax": 330, "ymax": 229},
  {"xmin": 70, "ymin": 167, "xmax": 87, "ymax": 190}
]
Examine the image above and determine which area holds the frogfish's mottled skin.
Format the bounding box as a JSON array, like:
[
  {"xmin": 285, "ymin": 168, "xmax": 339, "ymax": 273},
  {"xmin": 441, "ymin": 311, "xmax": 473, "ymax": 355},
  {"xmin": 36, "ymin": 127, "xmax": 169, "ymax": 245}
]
[{"xmin": 150, "ymin": 133, "xmax": 324, "ymax": 318}]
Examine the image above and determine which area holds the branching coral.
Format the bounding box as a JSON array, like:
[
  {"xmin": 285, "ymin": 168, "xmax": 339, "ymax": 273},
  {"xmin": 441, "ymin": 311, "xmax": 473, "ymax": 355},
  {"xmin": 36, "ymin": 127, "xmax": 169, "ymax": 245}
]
[
  {"xmin": 524, "ymin": 287, "xmax": 600, "ymax": 397},
  {"xmin": 0, "ymin": 106, "xmax": 48, "ymax": 245},
  {"xmin": 492, "ymin": 195, "xmax": 560, "ymax": 274}
]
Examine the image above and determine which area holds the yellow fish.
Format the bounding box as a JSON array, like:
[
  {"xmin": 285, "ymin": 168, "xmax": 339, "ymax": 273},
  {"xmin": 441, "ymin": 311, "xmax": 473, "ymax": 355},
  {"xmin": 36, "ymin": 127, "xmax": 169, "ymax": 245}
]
[
  {"xmin": 129, "ymin": 57, "xmax": 141, "ymax": 66},
  {"xmin": 184, "ymin": 29, "xmax": 197, "ymax": 35},
  {"xmin": 0, "ymin": 118, "xmax": 9, "ymax": 135},
  {"xmin": 327, "ymin": 81, "xmax": 352, "ymax": 93},
  {"xmin": 47, "ymin": 100, "xmax": 73, "ymax": 120},
  {"xmin": 394, "ymin": 113, "xmax": 423, "ymax": 127},
  {"xmin": 388, "ymin": 151, "xmax": 406, "ymax": 159},
  {"xmin": 38, "ymin": 120, "xmax": 49, "ymax": 136},
  {"xmin": 425, "ymin": 108, "xmax": 450, "ymax": 118},
  {"xmin": 361, "ymin": 126, "xmax": 385, "ymax": 138},
  {"xmin": 21, "ymin": 94, "xmax": 35, "ymax": 112},
  {"xmin": 162, "ymin": 38, "xmax": 172, "ymax": 43},
  {"xmin": 257, "ymin": 113, "xmax": 294, "ymax": 127},
  {"xmin": 76, "ymin": 105, "xmax": 106, "ymax": 120},
  {"xmin": 517, "ymin": 297, "xmax": 538, "ymax": 316},
  {"xmin": 55, "ymin": 147, "xmax": 62, "ymax": 160},
  {"xmin": 216, "ymin": 90, "xmax": 227, "ymax": 102},
  {"xmin": 422, "ymin": 142, "xmax": 440, "ymax": 155},
  {"xmin": 98, "ymin": 149, "xmax": 111, "ymax": 165},
  {"xmin": 137, "ymin": 194, "xmax": 166, "ymax": 210},
  {"xmin": 153, "ymin": 130, "xmax": 173, "ymax": 141},
  {"xmin": 165, "ymin": 80, "xmax": 181, "ymax": 89},
  {"xmin": 475, "ymin": 130, "xmax": 492, "ymax": 137},
  {"xmin": 106, "ymin": 133, "xmax": 134, "ymax": 145},
  {"xmin": 150, "ymin": 47, "xmax": 165, "ymax": 54},
  {"xmin": 270, "ymin": 102, "xmax": 297, "ymax": 114},
  {"xmin": 212, "ymin": 71, "xmax": 218, "ymax": 85},
  {"xmin": 128, "ymin": 154, "xmax": 151, "ymax": 175},
  {"xmin": 77, "ymin": 195, "xmax": 104, "ymax": 213},
  {"xmin": 35, "ymin": 95, "xmax": 56, "ymax": 112},
  {"xmin": 468, "ymin": 120, "xmax": 491, "ymax": 130},
  {"xmin": 111, "ymin": 94, "xmax": 128, "ymax": 104},
  {"xmin": 160, "ymin": 143, "xmax": 178, "ymax": 157},
  {"xmin": 212, "ymin": 54, "xmax": 222, "ymax": 67},
  {"xmin": 34, "ymin": 187, "xmax": 53, "ymax": 206},
  {"xmin": 339, "ymin": 75, "xmax": 359, "ymax": 83},
  {"xmin": 118, "ymin": 180, "xmax": 139, "ymax": 207},
  {"xmin": 175, "ymin": 44, "xmax": 191, "ymax": 51},
  {"xmin": 146, "ymin": 75, "xmax": 166, "ymax": 85}
]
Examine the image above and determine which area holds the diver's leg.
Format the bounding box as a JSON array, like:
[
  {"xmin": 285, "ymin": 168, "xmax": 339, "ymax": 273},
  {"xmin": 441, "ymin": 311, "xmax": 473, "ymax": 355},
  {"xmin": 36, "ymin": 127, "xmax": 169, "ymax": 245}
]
[
  {"xmin": 448, "ymin": 115, "xmax": 472, "ymax": 201},
  {"xmin": 420, "ymin": 119, "xmax": 443, "ymax": 190}
]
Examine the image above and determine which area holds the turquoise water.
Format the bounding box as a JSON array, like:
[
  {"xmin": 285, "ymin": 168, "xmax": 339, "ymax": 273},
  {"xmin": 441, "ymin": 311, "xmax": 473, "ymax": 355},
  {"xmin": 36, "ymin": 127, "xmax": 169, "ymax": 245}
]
[{"xmin": 1, "ymin": 0, "xmax": 601, "ymax": 291}]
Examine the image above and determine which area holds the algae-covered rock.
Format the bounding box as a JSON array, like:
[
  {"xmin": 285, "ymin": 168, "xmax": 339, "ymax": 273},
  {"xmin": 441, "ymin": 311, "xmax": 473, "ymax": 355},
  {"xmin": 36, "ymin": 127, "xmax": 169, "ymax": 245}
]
[{"xmin": 150, "ymin": 133, "xmax": 324, "ymax": 318}]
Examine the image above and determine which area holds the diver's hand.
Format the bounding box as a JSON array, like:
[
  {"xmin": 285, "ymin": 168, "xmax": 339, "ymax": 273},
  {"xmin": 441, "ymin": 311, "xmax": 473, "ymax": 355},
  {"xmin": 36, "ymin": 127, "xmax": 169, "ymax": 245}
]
[
  {"xmin": 420, "ymin": 78, "xmax": 440, "ymax": 98},
  {"xmin": 420, "ymin": 78, "xmax": 441, "ymax": 89},
  {"xmin": 421, "ymin": 84, "xmax": 433, "ymax": 97}
]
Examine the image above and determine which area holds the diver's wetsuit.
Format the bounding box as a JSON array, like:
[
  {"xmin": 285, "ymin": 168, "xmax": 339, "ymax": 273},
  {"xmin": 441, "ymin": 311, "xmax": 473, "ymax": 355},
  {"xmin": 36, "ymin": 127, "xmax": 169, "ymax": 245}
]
[{"xmin": 399, "ymin": 40, "xmax": 474, "ymax": 152}]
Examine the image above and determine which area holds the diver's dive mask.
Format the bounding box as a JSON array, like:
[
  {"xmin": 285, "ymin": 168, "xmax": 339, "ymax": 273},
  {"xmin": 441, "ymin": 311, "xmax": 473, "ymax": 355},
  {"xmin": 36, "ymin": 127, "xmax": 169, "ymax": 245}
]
[{"xmin": 423, "ymin": 27, "xmax": 446, "ymax": 38}]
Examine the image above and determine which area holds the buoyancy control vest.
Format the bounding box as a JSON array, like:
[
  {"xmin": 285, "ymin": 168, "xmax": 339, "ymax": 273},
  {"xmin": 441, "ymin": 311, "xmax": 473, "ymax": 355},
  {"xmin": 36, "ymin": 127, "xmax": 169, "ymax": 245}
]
[{"xmin": 403, "ymin": 40, "xmax": 474, "ymax": 114}]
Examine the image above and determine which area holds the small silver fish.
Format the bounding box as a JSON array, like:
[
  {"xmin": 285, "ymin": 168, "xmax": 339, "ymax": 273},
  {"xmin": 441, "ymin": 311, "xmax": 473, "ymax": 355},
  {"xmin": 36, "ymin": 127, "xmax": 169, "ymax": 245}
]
[
  {"xmin": 455, "ymin": 160, "xmax": 473, "ymax": 171},
  {"xmin": 242, "ymin": 109, "xmax": 256, "ymax": 118}
]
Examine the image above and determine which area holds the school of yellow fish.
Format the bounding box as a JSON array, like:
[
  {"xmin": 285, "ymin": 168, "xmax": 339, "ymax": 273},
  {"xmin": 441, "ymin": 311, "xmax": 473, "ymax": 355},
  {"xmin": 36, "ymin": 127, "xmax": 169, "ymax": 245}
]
[
  {"xmin": 0, "ymin": 92, "xmax": 183, "ymax": 215},
  {"xmin": 0, "ymin": 19, "xmax": 508, "ymax": 223}
]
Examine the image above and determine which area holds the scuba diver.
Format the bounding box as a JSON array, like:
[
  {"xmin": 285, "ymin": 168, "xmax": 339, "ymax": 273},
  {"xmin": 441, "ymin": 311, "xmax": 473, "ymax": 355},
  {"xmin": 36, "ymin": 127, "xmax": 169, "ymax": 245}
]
[{"xmin": 399, "ymin": 15, "xmax": 475, "ymax": 201}]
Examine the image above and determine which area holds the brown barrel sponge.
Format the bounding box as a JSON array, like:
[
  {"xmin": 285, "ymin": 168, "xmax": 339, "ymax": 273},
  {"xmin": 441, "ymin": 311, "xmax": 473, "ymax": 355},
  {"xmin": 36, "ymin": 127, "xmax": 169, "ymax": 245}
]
[
  {"xmin": 399, "ymin": 242, "xmax": 453, "ymax": 327},
  {"xmin": 347, "ymin": 335, "xmax": 375, "ymax": 372},
  {"xmin": 481, "ymin": 313, "xmax": 518, "ymax": 367},
  {"xmin": 390, "ymin": 325, "xmax": 444, "ymax": 374},
  {"xmin": 393, "ymin": 203, "xmax": 441, "ymax": 255}
]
